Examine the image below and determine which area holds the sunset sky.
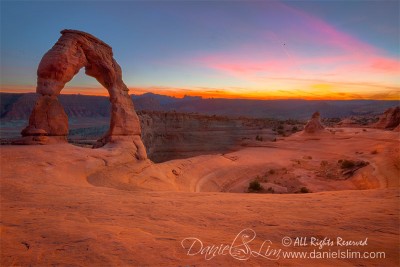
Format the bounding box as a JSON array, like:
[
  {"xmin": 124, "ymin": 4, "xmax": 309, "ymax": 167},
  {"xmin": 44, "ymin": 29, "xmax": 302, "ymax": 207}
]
[{"xmin": 1, "ymin": 0, "xmax": 399, "ymax": 100}]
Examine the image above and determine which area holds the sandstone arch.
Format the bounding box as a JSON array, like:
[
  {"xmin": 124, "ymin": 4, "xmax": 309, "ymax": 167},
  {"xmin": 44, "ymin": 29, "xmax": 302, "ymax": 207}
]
[{"xmin": 21, "ymin": 29, "xmax": 147, "ymax": 159}]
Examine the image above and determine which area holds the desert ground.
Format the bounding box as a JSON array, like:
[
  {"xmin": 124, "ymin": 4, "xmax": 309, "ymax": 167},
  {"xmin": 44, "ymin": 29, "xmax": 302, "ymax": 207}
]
[{"xmin": 1, "ymin": 126, "xmax": 399, "ymax": 266}]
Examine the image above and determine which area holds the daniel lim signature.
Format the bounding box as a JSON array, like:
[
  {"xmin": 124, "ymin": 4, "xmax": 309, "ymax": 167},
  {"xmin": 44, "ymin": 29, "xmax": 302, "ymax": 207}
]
[{"xmin": 181, "ymin": 228, "xmax": 281, "ymax": 261}]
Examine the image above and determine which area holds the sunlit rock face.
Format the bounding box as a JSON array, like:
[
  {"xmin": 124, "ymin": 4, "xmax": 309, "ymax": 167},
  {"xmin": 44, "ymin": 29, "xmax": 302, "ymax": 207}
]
[
  {"xmin": 21, "ymin": 95, "xmax": 68, "ymax": 136},
  {"xmin": 375, "ymin": 106, "xmax": 400, "ymax": 130},
  {"xmin": 21, "ymin": 29, "xmax": 146, "ymax": 159},
  {"xmin": 304, "ymin": 111, "xmax": 325, "ymax": 134}
]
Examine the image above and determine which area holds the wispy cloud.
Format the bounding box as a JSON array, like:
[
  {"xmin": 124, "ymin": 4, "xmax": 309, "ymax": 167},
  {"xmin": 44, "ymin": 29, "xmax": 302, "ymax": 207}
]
[{"xmin": 189, "ymin": 1, "xmax": 399, "ymax": 99}]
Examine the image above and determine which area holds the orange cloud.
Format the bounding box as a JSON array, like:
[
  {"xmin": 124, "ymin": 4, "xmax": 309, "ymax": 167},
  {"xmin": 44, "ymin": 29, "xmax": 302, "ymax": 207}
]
[{"xmin": 1, "ymin": 83, "xmax": 398, "ymax": 100}]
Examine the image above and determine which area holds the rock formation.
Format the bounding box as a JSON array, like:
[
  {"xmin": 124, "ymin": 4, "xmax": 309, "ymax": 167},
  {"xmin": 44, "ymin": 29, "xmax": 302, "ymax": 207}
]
[
  {"xmin": 21, "ymin": 29, "xmax": 146, "ymax": 159},
  {"xmin": 304, "ymin": 111, "xmax": 325, "ymax": 134},
  {"xmin": 374, "ymin": 106, "xmax": 400, "ymax": 130},
  {"xmin": 337, "ymin": 118, "xmax": 357, "ymax": 127}
]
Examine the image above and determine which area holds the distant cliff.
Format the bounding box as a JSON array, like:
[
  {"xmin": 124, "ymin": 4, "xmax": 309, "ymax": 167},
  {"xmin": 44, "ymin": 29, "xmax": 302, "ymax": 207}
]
[
  {"xmin": 1, "ymin": 92, "xmax": 398, "ymax": 120},
  {"xmin": 138, "ymin": 111, "xmax": 281, "ymax": 162}
]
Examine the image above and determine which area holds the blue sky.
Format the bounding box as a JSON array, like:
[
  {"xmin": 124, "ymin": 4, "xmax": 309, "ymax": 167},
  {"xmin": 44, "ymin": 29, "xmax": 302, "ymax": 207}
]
[{"xmin": 1, "ymin": 0, "xmax": 399, "ymax": 99}]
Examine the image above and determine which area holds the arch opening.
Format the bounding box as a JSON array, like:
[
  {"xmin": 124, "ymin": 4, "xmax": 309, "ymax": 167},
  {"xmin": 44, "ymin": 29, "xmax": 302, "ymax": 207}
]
[{"xmin": 61, "ymin": 69, "xmax": 110, "ymax": 147}]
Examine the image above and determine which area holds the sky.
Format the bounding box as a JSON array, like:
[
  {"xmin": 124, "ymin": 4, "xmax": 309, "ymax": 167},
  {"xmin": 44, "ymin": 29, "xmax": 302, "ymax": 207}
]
[{"xmin": 1, "ymin": 0, "xmax": 399, "ymax": 100}]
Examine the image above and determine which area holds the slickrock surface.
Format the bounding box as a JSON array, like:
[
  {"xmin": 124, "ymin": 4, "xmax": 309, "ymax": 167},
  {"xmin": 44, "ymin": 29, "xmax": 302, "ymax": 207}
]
[{"xmin": 1, "ymin": 127, "xmax": 399, "ymax": 266}]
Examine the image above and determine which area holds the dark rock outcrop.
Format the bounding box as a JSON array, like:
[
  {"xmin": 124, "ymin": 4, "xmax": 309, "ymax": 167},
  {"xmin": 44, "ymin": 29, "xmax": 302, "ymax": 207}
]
[{"xmin": 374, "ymin": 106, "xmax": 400, "ymax": 130}]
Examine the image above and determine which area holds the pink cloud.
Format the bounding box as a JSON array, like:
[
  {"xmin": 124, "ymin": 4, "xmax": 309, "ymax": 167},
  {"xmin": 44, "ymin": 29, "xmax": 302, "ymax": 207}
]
[
  {"xmin": 369, "ymin": 57, "xmax": 400, "ymax": 72},
  {"xmin": 192, "ymin": 2, "xmax": 399, "ymax": 85},
  {"xmin": 277, "ymin": 2, "xmax": 376, "ymax": 54},
  {"xmin": 198, "ymin": 55, "xmax": 293, "ymax": 76},
  {"xmin": 197, "ymin": 52, "xmax": 400, "ymax": 81}
]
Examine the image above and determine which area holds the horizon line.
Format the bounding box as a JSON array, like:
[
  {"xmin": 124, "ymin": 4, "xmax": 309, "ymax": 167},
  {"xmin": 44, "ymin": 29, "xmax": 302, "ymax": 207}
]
[
  {"xmin": 1, "ymin": 84, "xmax": 399, "ymax": 101},
  {"xmin": 0, "ymin": 90, "xmax": 399, "ymax": 102}
]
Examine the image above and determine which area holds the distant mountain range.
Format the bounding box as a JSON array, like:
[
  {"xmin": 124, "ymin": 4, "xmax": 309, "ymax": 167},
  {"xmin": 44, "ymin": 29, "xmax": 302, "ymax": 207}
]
[{"xmin": 1, "ymin": 92, "xmax": 398, "ymax": 120}]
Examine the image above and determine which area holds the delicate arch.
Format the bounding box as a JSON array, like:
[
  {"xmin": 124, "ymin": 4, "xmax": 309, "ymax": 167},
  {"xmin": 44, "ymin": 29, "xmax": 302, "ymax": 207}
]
[{"xmin": 21, "ymin": 30, "xmax": 147, "ymax": 159}]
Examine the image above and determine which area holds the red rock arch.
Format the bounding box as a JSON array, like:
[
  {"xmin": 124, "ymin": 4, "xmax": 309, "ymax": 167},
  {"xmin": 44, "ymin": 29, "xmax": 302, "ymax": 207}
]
[{"xmin": 21, "ymin": 30, "xmax": 147, "ymax": 159}]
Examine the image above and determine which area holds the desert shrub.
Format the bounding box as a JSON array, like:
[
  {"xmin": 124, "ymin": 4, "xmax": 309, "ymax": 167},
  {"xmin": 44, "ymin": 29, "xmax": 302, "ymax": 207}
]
[
  {"xmin": 357, "ymin": 161, "xmax": 369, "ymax": 167},
  {"xmin": 340, "ymin": 160, "xmax": 355, "ymax": 169},
  {"xmin": 292, "ymin": 126, "xmax": 298, "ymax": 132},
  {"xmin": 277, "ymin": 130, "xmax": 284, "ymax": 135},
  {"xmin": 300, "ymin": 187, "xmax": 311, "ymax": 193},
  {"xmin": 267, "ymin": 187, "xmax": 275, "ymax": 193},
  {"xmin": 248, "ymin": 180, "xmax": 263, "ymax": 192},
  {"xmin": 371, "ymin": 150, "xmax": 378, "ymax": 155},
  {"xmin": 268, "ymin": 169, "xmax": 275, "ymax": 175},
  {"xmin": 278, "ymin": 125, "xmax": 284, "ymax": 130},
  {"xmin": 256, "ymin": 135, "xmax": 263, "ymax": 141}
]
